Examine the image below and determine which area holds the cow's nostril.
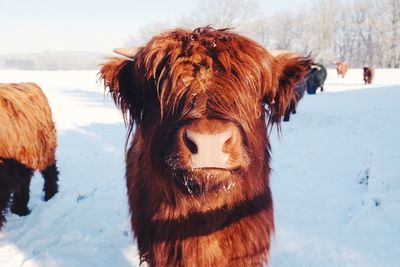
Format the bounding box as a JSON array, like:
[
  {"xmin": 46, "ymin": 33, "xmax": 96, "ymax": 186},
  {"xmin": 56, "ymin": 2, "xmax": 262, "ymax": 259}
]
[
  {"xmin": 223, "ymin": 134, "xmax": 234, "ymax": 148},
  {"xmin": 183, "ymin": 130, "xmax": 198, "ymax": 154}
]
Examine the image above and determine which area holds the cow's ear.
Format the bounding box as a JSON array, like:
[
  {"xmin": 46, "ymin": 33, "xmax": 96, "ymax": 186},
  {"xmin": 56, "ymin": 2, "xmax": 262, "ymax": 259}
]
[
  {"xmin": 100, "ymin": 57, "xmax": 144, "ymax": 125},
  {"xmin": 264, "ymin": 53, "xmax": 312, "ymax": 124}
]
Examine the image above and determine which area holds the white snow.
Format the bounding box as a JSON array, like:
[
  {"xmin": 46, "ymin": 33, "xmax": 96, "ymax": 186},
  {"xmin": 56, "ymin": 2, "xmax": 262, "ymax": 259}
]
[{"xmin": 0, "ymin": 68, "xmax": 399, "ymax": 267}]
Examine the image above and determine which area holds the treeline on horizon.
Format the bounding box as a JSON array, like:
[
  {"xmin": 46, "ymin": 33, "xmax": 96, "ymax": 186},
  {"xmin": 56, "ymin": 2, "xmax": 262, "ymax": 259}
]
[
  {"xmin": 130, "ymin": 0, "xmax": 400, "ymax": 68},
  {"xmin": 1, "ymin": 0, "xmax": 398, "ymax": 70}
]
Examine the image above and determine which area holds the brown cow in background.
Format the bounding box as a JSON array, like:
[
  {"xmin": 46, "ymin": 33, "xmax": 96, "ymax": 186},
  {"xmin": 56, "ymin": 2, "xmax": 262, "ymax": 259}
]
[
  {"xmin": 334, "ymin": 61, "xmax": 348, "ymax": 78},
  {"xmin": 101, "ymin": 27, "xmax": 311, "ymax": 267},
  {"xmin": 0, "ymin": 83, "xmax": 59, "ymax": 230},
  {"xmin": 363, "ymin": 66, "xmax": 375, "ymax": 84}
]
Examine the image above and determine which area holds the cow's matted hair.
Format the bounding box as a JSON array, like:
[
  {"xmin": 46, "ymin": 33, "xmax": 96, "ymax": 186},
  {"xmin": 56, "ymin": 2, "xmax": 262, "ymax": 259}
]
[
  {"xmin": 100, "ymin": 27, "xmax": 311, "ymax": 266},
  {"xmin": 0, "ymin": 83, "xmax": 56, "ymax": 170}
]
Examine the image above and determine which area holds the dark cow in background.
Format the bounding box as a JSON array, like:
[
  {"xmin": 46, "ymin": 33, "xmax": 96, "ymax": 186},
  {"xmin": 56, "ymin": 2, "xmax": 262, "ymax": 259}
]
[
  {"xmin": 363, "ymin": 66, "xmax": 375, "ymax": 84},
  {"xmin": 283, "ymin": 63, "xmax": 327, "ymax": 121},
  {"xmin": 101, "ymin": 27, "xmax": 311, "ymax": 267},
  {"xmin": 283, "ymin": 79, "xmax": 307, "ymax": 121},
  {"xmin": 0, "ymin": 83, "xmax": 59, "ymax": 230},
  {"xmin": 334, "ymin": 61, "xmax": 348, "ymax": 78},
  {"xmin": 306, "ymin": 63, "xmax": 328, "ymax": 94},
  {"xmin": 272, "ymin": 51, "xmax": 326, "ymax": 121}
]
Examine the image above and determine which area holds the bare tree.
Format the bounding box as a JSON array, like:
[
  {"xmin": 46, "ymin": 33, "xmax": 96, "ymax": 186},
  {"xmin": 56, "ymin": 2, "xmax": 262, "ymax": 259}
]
[
  {"xmin": 308, "ymin": 0, "xmax": 340, "ymax": 64},
  {"xmin": 383, "ymin": 0, "xmax": 400, "ymax": 67},
  {"xmin": 235, "ymin": 17, "xmax": 272, "ymax": 47},
  {"xmin": 334, "ymin": 5, "xmax": 357, "ymax": 63},
  {"xmin": 180, "ymin": 0, "xmax": 261, "ymax": 29},
  {"xmin": 267, "ymin": 11, "xmax": 295, "ymax": 50},
  {"xmin": 352, "ymin": 0, "xmax": 378, "ymax": 66}
]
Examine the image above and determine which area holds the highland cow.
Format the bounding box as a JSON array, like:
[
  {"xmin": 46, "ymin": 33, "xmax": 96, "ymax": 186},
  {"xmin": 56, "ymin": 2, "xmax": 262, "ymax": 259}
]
[
  {"xmin": 334, "ymin": 61, "xmax": 348, "ymax": 78},
  {"xmin": 363, "ymin": 66, "xmax": 375, "ymax": 84},
  {"xmin": 0, "ymin": 83, "xmax": 58, "ymax": 230},
  {"xmin": 101, "ymin": 27, "xmax": 311, "ymax": 267},
  {"xmin": 306, "ymin": 63, "xmax": 327, "ymax": 94}
]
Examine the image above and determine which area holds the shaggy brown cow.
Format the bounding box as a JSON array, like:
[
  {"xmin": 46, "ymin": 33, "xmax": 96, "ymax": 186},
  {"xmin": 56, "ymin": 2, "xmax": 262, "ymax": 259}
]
[
  {"xmin": 101, "ymin": 27, "xmax": 311, "ymax": 267},
  {"xmin": 0, "ymin": 83, "xmax": 58, "ymax": 230},
  {"xmin": 363, "ymin": 66, "xmax": 375, "ymax": 84},
  {"xmin": 334, "ymin": 61, "xmax": 348, "ymax": 78}
]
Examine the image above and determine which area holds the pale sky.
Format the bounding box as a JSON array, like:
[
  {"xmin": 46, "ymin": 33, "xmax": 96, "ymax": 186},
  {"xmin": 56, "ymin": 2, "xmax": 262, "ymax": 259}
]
[{"xmin": 0, "ymin": 0, "xmax": 314, "ymax": 54}]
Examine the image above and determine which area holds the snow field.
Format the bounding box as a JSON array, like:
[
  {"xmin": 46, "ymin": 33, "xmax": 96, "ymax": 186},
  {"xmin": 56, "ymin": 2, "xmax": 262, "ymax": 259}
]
[{"xmin": 0, "ymin": 68, "xmax": 399, "ymax": 266}]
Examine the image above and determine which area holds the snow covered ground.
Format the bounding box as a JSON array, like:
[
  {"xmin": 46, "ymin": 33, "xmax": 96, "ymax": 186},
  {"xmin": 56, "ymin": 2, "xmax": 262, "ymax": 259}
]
[{"xmin": 0, "ymin": 68, "xmax": 399, "ymax": 267}]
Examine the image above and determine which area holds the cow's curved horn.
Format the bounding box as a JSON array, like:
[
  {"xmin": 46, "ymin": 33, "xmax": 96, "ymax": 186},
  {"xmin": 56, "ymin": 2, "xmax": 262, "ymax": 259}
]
[
  {"xmin": 113, "ymin": 47, "xmax": 139, "ymax": 59},
  {"xmin": 311, "ymin": 64, "xmax": 322, "ymax": 70}
]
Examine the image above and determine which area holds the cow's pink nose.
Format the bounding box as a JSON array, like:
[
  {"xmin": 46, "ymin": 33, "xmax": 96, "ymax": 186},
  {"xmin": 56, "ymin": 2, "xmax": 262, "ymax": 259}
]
[{"xmin": 183, "ymin": 129, "xmax": 233, "ymax": 169}]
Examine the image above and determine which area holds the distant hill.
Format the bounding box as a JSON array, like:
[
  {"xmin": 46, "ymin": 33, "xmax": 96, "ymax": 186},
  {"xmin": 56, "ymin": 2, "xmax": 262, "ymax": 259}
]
[{"xmin": 0, "ymin": 51, "xmax": 110, "ymax": 70}]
